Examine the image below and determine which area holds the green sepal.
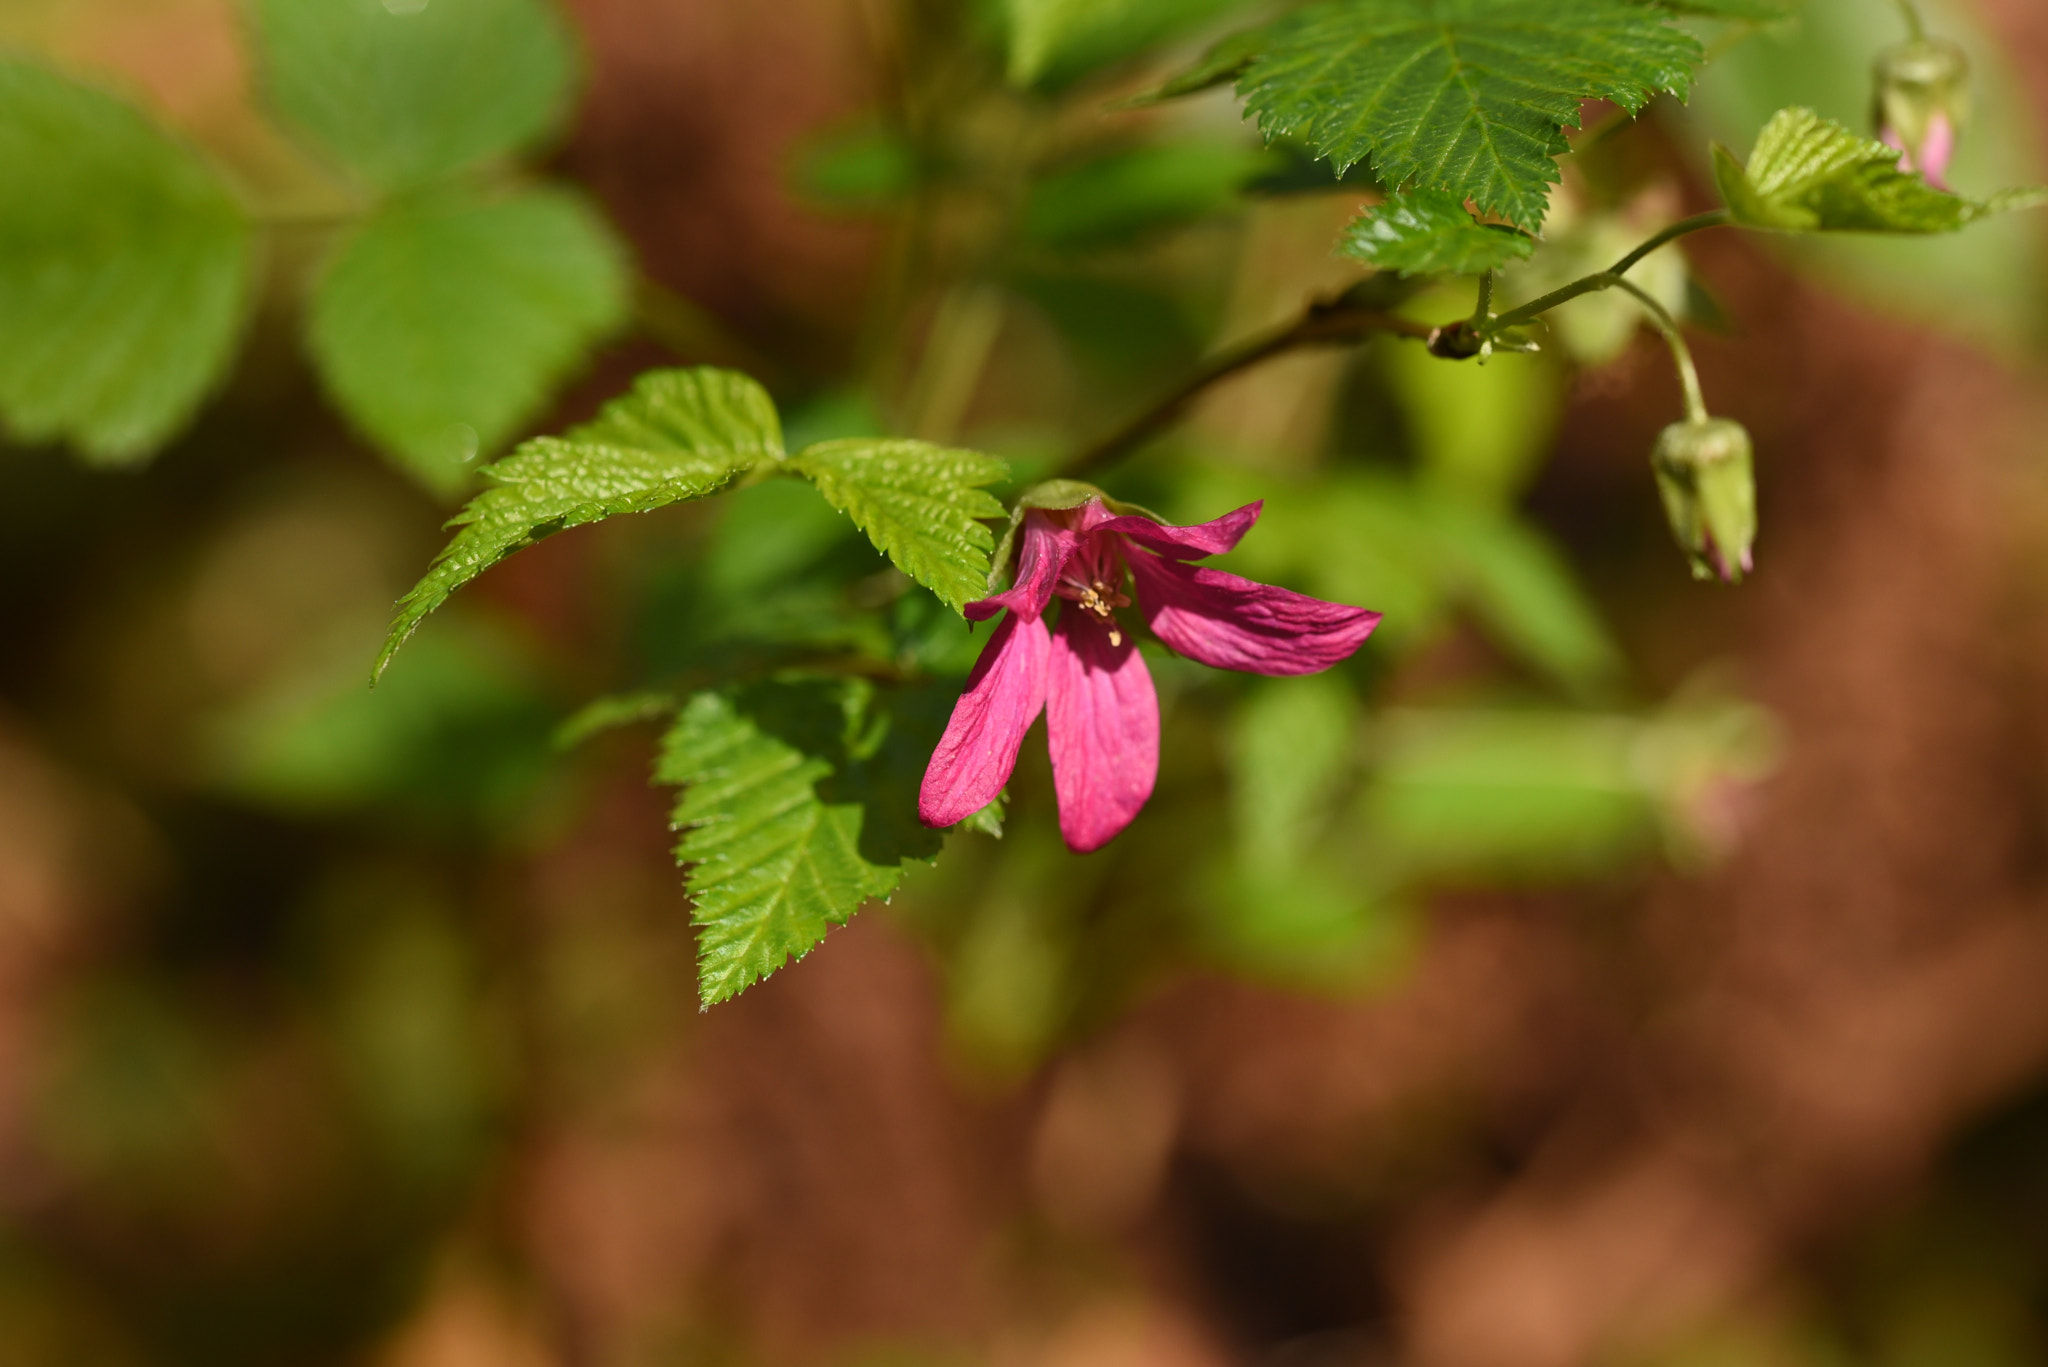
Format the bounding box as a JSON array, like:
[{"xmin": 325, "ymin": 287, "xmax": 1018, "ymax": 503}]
[
  {"xmin": 1651, "ymin": 417, "xmax": 1756, "ymax": 583},
  {"xmin": 987, "ymin": 480, "xmax": 1167, "ymax": 592}
]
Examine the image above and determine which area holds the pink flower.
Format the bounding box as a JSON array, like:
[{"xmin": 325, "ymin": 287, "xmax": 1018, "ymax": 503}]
[
  {"xmin": 918, "ymin": 499, "xmax": 1381, "ymax": 853},
  {"xmin": 1883, "ymin": 111, "xmax": 1956, "ymax": 190}
]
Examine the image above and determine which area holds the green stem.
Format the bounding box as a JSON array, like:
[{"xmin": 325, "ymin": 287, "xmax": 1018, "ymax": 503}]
[
  {"xmin": 1892, "ymin": 0, "xmax": 1927, "ymax": 40},
  {"xmin": 1611, "ymin": 276, "xmax": 1708, "ymax": 423},
  {"xmin": 1471, "ymin": 269, "xmax": 1495, "ymax": 325},
  {"xmin": 1492, "ymin": 209, "xmax": 1730, "ymax": 330}
]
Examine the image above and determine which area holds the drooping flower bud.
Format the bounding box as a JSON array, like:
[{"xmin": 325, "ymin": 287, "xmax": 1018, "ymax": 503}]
[
  {"xmin": 1873, "ymin": 37, "xmax": 1970, "ymax": 189},
  {"xmin": 1652, "ymin": 418, "xmax": 1756, "ymax": 584}
]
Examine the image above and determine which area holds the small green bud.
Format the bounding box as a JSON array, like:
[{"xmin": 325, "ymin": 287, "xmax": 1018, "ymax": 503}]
[
  {"xmin": 1652, "ymin": 418, "xmax": 1756, "ymax": 584},
  {"xmin": 1873, "ymin": 37, "xmax": 1970, "ymax": 188}
]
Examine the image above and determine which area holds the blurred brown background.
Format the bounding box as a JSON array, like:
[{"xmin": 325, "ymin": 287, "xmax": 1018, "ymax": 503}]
[{"xmin": 9, "ymin": 2, "xmax": 2048, "ymax": 1366}]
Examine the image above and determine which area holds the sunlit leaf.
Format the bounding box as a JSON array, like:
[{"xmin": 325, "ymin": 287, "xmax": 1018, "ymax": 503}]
[
  {"xmin": 1714, "ymin": 107, "xmax": 2047, "ymax": 233},
  {"xmin": 786, "ymin": 439, "xmax": 1008, "ymax": 614},
  {"xmin": 0, "ymin": 60, "xmax": 252, "ymax": 464},
  {"xmin": 656, "ymin": 679, "xmax": 948, "ymax": 1006},
  {"xmin": 249, "ymin": 0, "xmax": 578, "ymax": 190},
  {"xmin": 308, "ymin": 188, "xmax": 632, "ymax": 493},
  {"xmin": 1339, "ymin": 188, "xmax": 1537, "ymax": 275},
  {"xmin": 1233, "ymin": 0, "xmax": 1701, "ymax": 228},
  {"xmin": 377, "ymin": 368, "xmax": 782, "ymax": 680}
]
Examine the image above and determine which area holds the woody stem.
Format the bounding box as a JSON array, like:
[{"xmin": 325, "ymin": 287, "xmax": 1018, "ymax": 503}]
[
  {"xmin": 1061, "ymin": 210, "xmax": 1729, "ymax": 478},
  {"xmin": 1058, "ymin": 292, "xmax": 1436, "ymax": 478}
]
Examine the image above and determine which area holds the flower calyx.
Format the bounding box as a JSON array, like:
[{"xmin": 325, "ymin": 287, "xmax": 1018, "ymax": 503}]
[
  {"xmin": 1874, "ymin": 35, "xmax": 1970, "ymax": 189},
  {"xmin": 1652, "ymin": 417, "xmax": 1757, "ymax": 584}
]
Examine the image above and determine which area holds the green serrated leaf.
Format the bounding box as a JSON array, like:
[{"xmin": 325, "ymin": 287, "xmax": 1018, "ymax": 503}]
[
  {"xmin": 1338, "ymin": 188, "xmax": 1537, "ymax": 275},
  {"xmin": 0, "ymin": 60, "xmax": 253, "ymax": 464},
  {"xmin": 376, "ymin": 368, "xmax": 782, "ymax": 680},
  {"xmin": 786, "ymin": 439, "xmax": 1007, "ymax": 614},
  {"xmin": 1238, "ymin": 0, "xmax": 1702, "ymax": 229},
  {"xmin": 1714, "ymin": 107, "xmax": 2046, "ymax": 234},
  {"xmin": 250, "ymin": 0, "xmax": 577, "ymax": 191},
  {"xmin": 309, "ymin": 188, "xmax": 631, "ymax": 494},
  {"xmin": 656, "ymin": 679, "xmax": 948, "ymax": 1005}
]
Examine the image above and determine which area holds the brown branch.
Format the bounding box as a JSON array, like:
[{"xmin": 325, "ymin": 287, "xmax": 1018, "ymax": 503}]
[{"xmin": 1057, "ymin": 290, "xmax": 1440, "ymax": 480}]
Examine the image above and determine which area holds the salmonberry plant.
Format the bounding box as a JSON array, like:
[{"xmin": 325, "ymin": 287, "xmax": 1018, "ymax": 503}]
[{"xmin": 4, "ymin": 0, "xmax": 2038, "ymax": 1011}]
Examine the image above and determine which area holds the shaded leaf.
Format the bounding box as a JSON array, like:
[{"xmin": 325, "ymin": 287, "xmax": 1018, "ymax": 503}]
[
  {"xmin": 656, "ymin": 679, "xmax": 948, "ymax": 1005},
  {"xmin": 1713, "ymin": 107, "xmax": 2046, "ymax": 233},
  {"xmin": 250, "ymin": 0, "xmax": 577, "ymax": 190},
  {"xmin": 1004, "ymin": 0, "xmax": 1248, "ymax": 87},
  {"xmin": 1125, "ymin": 27, "xmax": 1268, "ymax": 105},
  {"xmin": 1237, "ymin": 0, "xmax": 1701, "ymax": 229},
  {"xmin": 1023, "ymin": 142, "xmax": 1274, "ymax": 250},
  {"xmin": 787, "ymin": 439, "xmax": 1008, "ymax": 614},
  {"xmin": 377, "ymin": 368, "xmax": 782, "ymax": 680},
  {"xmin": 0, "ymin": 60, "xmax": 253, "ymax": 463},
  {"xmin": 1339, "ymin": 188, "xmax": 1537, "ymax": 275},
  {"xmin": 308, "ymin": 188, "xmax": 631, "ymax": 494}
]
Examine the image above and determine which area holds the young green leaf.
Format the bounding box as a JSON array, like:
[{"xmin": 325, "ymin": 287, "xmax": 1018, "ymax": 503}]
[
  {"xmin": 249, "ymin": 0, "xmax": 577, "ymax": 190},
  {"xmin": 376, "ymin": 368, "xmax": 783, "ymax": 680},
  {"xmin": 786, "ymin": 440, "xmax": 1008, "ymax": 614},
  {"xmin": 1236, "ymin": 0, "xmax": 1702, "ymax": 229},
  {"xmin": 1339, "ymin": 188, "xmax": 1537, "ymax": 276},
  {"xmin": 1713, "ymin": 107, "xmax": 2047, "ymax": 233},
  {"xmin": 1124, "ymin": 27, "xmax": 1268, "ymax": 105},
  {"xmin": 308, "ymin": 188, "xmax": 631, "ymax": 494},
  {"xmin": 656, "ymin": 679, "xmax": 948, "ymax": 1006},
  {"xmin": 1004, "ymin": 0, "xmax": 1247, "ymax": 87},
  {"xmin": 0, "ymin": 60, "xmax": 253, "ymax": 464}
]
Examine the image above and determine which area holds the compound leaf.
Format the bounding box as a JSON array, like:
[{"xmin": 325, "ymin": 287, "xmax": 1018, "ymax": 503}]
[
  {"xmin": 1715, "ymin": 107, "xmax": 2048, "ymax": 234},
  {"xmin": 1339, "ymin": 188, "xmax": 1537, "ymax": 275},
  {"xmin": 0, "ymin": 60, "xmax": 253, "ymax": 464},
  {"xmin": 250, "ymin": 0, "xmax": 577, "ymax": 190},
  {"xmin": 787, "ymin": 440, "xmax": 1008, "ymax": 614},
  {"xmin": 1236, "ymin": 0, "xmax": 1701, "ymax": 229},
  {"xmin": 657, "ymin": 678, "xmax": 948, "ymax": 1006},
  {"xmin": 308, "ymin": 188, "xmax": 631, "ymax": 494},
  {"xmin": 377, "ymin": 368, "xmax": 783, "ymax": 679}
]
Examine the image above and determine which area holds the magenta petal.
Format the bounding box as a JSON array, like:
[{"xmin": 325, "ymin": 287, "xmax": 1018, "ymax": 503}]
[
  {"xmin": 1077, "ymin": 499, "xmax": 1263, "ymax": 560},
  {"xmin": 1919, "ymin": 113, "xmax": 1956, "ymax": 189},
  {"xmin": 919, "ymin": 612, "xmax": 1050, "ymax": 828},
  {"xmin": 966, "ymin": 512, "xmax": 1076, "ymax": 622},
  {"xmin": 1127, "ymin": 550, "xmax": 1380, "ymax": 676},
  {"xmin": 1046, "ymin": 608, "xmax": 1159, "ymax": 854}
]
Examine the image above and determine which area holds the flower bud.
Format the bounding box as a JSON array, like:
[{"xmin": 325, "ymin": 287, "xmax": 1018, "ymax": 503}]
[
  {"xmin": 1652, "ymin": 418, "xmax": 1756, "ymax": 584},
  {"xmin": 1873, "ymin": 37, "xmax": 1970, "ymax": 189}
]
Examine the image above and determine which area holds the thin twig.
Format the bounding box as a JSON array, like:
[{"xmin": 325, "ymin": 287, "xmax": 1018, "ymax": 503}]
[
  {"xmin": 1610, "ymin": 277, "xmax": 1708, "ymax": 423},
  {"xmin": 1492, "ymin": 209, "xmax": 1731, "ymax": 330},
  {"xmin": 1058, "ymin": 296, "xmax": 1436, "ymax": 478}
]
